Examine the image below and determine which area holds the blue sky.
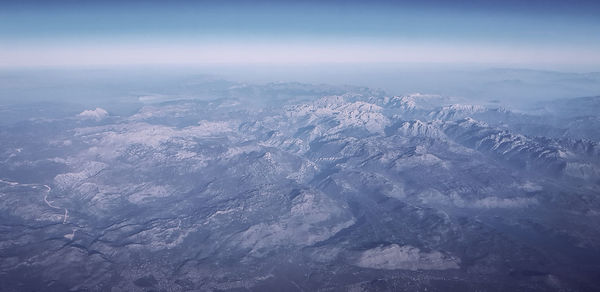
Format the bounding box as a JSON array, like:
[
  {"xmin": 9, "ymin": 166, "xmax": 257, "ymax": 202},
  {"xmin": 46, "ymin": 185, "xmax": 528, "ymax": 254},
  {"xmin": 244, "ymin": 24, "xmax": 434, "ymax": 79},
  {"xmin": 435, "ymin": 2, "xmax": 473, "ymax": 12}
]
[{"xmin": 1, "ymin": 0, "xmax": 600, "ymax": 68}]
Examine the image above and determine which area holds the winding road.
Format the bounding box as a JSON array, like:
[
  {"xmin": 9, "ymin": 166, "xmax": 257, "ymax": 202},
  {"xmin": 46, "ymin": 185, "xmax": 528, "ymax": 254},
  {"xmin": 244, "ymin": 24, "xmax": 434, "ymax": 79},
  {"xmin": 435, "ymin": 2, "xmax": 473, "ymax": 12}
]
[{"xmin": 1, "ymin": 179, "xmax": 69, "ymax": 224}]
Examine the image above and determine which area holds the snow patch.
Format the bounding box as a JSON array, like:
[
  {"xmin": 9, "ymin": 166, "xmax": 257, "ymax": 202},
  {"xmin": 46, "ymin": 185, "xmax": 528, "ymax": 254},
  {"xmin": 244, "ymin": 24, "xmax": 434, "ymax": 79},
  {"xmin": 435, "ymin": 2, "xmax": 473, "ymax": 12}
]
[
  {"xmin": 128, "ymin": 184, "xmax": 173, "ymax": 203},
  {"xmin": 54, "ymin": 161, "xmax": 108, "ymax": 189},
  {"xmin": 237, "ymin": 191, "xmax": 355, "ymax": 252}
]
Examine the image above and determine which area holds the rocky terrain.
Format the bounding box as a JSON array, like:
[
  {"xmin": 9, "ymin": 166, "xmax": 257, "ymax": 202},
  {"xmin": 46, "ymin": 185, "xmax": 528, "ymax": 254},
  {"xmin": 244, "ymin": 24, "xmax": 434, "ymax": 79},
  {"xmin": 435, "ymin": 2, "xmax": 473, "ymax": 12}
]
[{"xmin": 1, "ymin": 82, "xmax": 599, "ymax": 291}]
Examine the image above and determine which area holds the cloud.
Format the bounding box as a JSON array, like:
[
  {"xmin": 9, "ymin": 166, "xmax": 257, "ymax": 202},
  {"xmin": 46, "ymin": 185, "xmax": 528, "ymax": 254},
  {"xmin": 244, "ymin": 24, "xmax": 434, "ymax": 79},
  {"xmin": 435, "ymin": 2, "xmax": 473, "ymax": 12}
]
[
  {"xmin": 470, "ymin": 196, "xmax": 538, "ymax": 208},
  {"xmin": 419, "ymin": 189, "xmax": 538, "ymax": 208},
  {"xmin": 77, "ymin": 108, "xmax": 108, "ymax": 121},
  {"xmin": 355, "ymin": 244, "xmax": 460, "ymax": 271}
]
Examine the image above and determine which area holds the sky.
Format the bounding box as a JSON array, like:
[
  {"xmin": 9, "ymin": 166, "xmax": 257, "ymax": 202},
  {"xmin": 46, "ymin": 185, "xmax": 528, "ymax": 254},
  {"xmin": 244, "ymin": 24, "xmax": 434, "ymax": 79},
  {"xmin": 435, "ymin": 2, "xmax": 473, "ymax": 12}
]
[{"xmin": 1, "ymin": 0, "xmax": 600, "ymax": 68}]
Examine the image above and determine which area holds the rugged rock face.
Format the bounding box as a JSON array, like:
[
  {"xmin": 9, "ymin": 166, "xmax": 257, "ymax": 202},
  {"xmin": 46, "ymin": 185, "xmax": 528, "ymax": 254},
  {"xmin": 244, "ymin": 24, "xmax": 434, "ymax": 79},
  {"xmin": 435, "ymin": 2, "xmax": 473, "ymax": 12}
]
[{"xmin": 1, "ymin": 83, "xmax": 599, "ymax": 291}]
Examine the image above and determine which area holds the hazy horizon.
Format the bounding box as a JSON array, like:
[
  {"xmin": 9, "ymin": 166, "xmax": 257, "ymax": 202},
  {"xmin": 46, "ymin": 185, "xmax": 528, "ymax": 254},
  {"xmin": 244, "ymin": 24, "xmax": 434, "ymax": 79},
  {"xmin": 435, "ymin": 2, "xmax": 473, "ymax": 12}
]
[
  {"xmin": 2, "ymin": 64, "xmax": 600, "ymax": 112},
  {"xmin": 2, "ymin": 0, "xmax": 600, "ymax": 69}
]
